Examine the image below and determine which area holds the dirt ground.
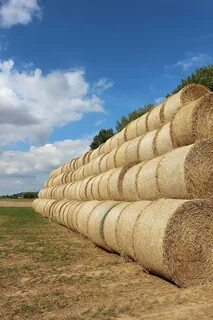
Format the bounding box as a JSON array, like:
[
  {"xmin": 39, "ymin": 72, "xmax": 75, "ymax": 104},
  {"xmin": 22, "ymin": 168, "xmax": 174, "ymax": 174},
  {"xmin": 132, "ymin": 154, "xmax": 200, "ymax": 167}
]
[
  {"xmin": 0, "ymin": 207, "xmax": 213, "ymax": 320},
  {"xmin": 0, "ymin": 199, "xmax": 33, "ymax": 207}
]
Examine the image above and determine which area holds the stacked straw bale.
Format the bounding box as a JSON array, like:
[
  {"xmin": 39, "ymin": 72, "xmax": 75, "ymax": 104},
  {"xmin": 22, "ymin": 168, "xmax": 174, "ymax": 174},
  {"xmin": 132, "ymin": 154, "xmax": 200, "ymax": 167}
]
[
  {"xmin": 44, "ymin": 92, "xmax": 213, "ymax": 189},
  {"xmin": 45, "ymin": 84, "xmax": 210, "ymax": 186},
  {"xmin": 33, "ymin": 198, "xmax": 213, "ymax": 287},
  {"xmin": 33, "ymin": 84, "xmax": 213, "ymax": 287}
]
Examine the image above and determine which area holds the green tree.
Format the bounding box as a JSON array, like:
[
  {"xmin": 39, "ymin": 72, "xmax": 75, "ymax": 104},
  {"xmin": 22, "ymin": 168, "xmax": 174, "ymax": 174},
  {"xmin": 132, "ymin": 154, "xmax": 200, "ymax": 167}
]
[
  {"xmin": 116, "ymin": 104, "xmax": 153, "ymax": 132},
  {"xmin": 90, "ymin": 128, "xmax": 114, "ymax": 149},
  {"xmin": 171, "ymin": 65, "xmax": 213, "ymax": 94}
]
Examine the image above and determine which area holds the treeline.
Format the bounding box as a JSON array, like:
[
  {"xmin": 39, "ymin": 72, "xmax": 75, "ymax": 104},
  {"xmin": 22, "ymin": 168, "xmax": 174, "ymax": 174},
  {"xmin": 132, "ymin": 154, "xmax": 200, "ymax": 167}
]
[
  {"xmin": 90, "ymin": 65, "xmax": 213, "ymax": 149},
  {"xmin": 0, "ymin": 192, "xmax": 38, "ymax": 199}
]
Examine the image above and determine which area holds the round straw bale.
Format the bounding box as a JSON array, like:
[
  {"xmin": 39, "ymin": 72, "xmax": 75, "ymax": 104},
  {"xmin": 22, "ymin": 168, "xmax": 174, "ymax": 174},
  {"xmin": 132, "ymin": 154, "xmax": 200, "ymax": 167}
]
[
  {"xmin": 133, "ymin": 198, "xmax": 213, "ymax": 287},
  {"xmin": 76, "ymin": 200, "xmax": 101, "ymax": 236},
  {"xmin": 116, "ymin": 201, "xmax": 151, "ymax": 258},
  {"xmin": 157, "ymin": 145, "xmax": 191, "ymax": 199},
  {"xmin": 136, "ymin": 113, "xmax": 148, "ymax": 136},
  {"xmin": 54, "ymin": 200, "xmax": 70, "ymax": 224},
  {"xmin": 47, "ymin": 178, "xmax": 54, "ymax": 187},
  {"xmin": 160, "ymin": 84, "xmax": 210, "ymax": 124},
  {"xmin": 87, "ymin": 201, "xmax": 120, "ymax": 249},
  {"xmin": 171, "ymin": 92, "xmax": 213, "ymax": 148},
  {"xmin": 74, "ymin": 166, "xmax": 84, "ymax": 181},
  {"xmin": 146, "ymin": 104, "xmax": 163, "ymax": 131},
  {"xmin": 103, "ymin": 137, "xmax": 112, "ymax": 154},
  {"xmin": 65, "ymin": 182, "xmax": 79, "ymax": 200},
  {"xmin": 115, "ymin": 141, "xmax": 129, "ymax": 167},
  {"xmin": 138, "ymin": 130, "xmax": 156, "ymax": 161},
  {"xmin": 117, "ymin": 129, "xmax": 126, "ymax": 146},
  {"xmin": 78, "ymin": 176, "xmax": 94, "ymax": 200},
  {"xmin": 110, "ymin": 134, "xmax": 119, "ymax": 150},
  {"xmin": 64, "ymin": 171, "xmax": 74, "ymax": 184},
  {"xmin": 153, "ymin": 123, "xmax": 173, "ymax": 156},
  {"xmin": 98, "ymin": 169, "xmax": 117, "ymax": 200},
  {"xmin": 83, "ymin": 162, "xmax": 93, "ymax": 177},
  {"xmin": 92, "ymin": 155, "xmax": 104, "ymax": 175},
  {"xmin": 83, "ymin": 150, "xmax": 92, "ymax": 164},
  {"xmin": 125, "ymin": 136, "xmax": 142, "ymax": 164},
  {"xmin": 107, "ymin": 168, "xmax": 124, "ymax": 200},
  {"xmin": 84, "ymin": 177, "xmax": 95, "ymax": 200},
  {"xmin": 99, "ymin": 154, "xmax": 108, "ymax": 173},
  {"xmin": 136, "ymin": 156, "xmax": 162, "ymax": 200},
  {"xmin": 59, "ymin": 200, "xmax": 73, "ymax": 226},
  {"xmin": 184, "ymin": 139, "xmax": 213, "ymax": 199},
  {"xmin": 44, "ymin": 200, "xmax": 58, "ymax": 217},
  {"xmin": 63, "ymin": 200, "xmax": 81, "ymax": 230},
  {"xmin": 103, "ymin": 202, "xmax": 132, "ymax": 253},
  {"xmin": 70, "ymin": 201, "xmax": 86, "ymax": 231},
  {"xmin": 91, "ymin": 175, "xmax": 102, "ymax": 200},
  {"xmin": 106, "ymin": 148, "xmax": 117, "ymax": 170},
  {"xmin": 124, "ymin": 120, "xmax": 138, "ymax": 141},
  {"xmin": 61, "ymin": 163, "xmax": 68, "ymax": 173},
  {"xmin": 32, "ymin": 198, "xmax": 39, "ymax": 210},
  {"xmin": 121, "ymin": 163, "xmax": 143, "ymax": 201}
]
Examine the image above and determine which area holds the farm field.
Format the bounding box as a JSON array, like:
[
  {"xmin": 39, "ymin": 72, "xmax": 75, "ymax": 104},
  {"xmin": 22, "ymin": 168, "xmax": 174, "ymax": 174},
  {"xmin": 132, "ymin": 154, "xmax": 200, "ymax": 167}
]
[
  {"xmin": 0, "ymin": 207, "xmax": 213, "ymax": 320},
  {"xmin": 0, "ymin": 199, "xmax": 33, "ymax": 207}
]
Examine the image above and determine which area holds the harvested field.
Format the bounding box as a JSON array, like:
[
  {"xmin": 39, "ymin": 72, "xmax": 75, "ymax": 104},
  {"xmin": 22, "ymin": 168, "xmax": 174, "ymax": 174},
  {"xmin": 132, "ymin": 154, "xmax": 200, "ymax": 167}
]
[
  {"xmin": 1, "ymin": 207, "xmax": 213, "ymax": 320},
  {"xmin": 0, "ymin": 199, "xmax": 33, "ymax": 208}
]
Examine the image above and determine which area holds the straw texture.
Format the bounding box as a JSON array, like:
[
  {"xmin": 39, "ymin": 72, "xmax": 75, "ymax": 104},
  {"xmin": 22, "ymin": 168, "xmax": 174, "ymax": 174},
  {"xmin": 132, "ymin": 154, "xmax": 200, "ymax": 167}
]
[{"xmin": 133, "ymin": 198, "xmax": 213, "ymax": 287}]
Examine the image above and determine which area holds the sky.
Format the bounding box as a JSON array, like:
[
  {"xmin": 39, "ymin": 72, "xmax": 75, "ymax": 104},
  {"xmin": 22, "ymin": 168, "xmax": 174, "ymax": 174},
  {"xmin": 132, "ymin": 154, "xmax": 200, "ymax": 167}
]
[{"xmin": 0, "ymin": 0, "xmax": 212, "ymax": 195}]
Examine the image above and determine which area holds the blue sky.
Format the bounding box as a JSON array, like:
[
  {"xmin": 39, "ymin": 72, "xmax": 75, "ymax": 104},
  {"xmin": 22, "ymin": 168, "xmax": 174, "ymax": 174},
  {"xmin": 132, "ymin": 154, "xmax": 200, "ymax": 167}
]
[{"xmin": 0, "ymin": 0, "xmax": 212, "ymax": 194}]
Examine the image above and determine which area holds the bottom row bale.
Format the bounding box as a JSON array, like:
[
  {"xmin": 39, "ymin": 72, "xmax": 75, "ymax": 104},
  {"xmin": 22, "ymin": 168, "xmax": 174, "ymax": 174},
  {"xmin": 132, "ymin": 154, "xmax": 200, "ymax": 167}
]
[{"xmin": 33, "ymin": 198, "xmax": 213, "ymax": 288}]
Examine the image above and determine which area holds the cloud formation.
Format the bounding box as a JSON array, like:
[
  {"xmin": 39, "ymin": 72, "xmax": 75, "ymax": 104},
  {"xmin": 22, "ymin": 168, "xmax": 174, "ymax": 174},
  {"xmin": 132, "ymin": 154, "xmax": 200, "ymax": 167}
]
[
  {"xmin": 166, "ymin": 53, "xmax": 212, "ymax": 71},
  {"xmin": 0, "ymin": 137, "xmax": 91, "ymax": 195},
  {"xmin": 0, "ymin": 59, "xmax": 105, "ymax": 145},
  {"xmin": 0, "ymin": 0, "xmax": 41, "ymax": 28}
]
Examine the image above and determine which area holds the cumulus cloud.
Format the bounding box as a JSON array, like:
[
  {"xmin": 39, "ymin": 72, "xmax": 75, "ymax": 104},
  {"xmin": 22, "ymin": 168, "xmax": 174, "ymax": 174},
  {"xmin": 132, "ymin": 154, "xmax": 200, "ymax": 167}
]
[
  {"xmin": 0, "ymin": 59, "xmax": 105, "ymax": 145},
  {"xmin": 0, "ymin": 0, "xmax": 41, "ymax": 28},
  {"xmin": 0, "ymin": 137, "xmax": 91, "ymax": 195},
  {"xmin": 166, "ymin": 53, "xmax": 212, "ymax": 71}
]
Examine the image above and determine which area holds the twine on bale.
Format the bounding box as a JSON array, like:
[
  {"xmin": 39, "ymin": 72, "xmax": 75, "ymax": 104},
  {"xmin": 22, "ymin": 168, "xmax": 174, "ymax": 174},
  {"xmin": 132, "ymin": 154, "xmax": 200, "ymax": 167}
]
[
  {"xmin": 146, "ymin": 103, "xmax": 164, "ymax": 131},
  {"xmin": 153, "ymin": 123, "xmax": 174, "ymax": 157},
  {"xmin": 103, "ymin": 202, "xmax": 132, "ymax": 253},
  {"xmin": 87, "ymin": 201, "xmax": 120, "ymax": 250},
  {"xmin": 76, "ymin": 201, "xmax": 102, "ymax": 237},
  {"xmin": 116, "ymin": 201, "xmax": 151, "ymax": 259}
]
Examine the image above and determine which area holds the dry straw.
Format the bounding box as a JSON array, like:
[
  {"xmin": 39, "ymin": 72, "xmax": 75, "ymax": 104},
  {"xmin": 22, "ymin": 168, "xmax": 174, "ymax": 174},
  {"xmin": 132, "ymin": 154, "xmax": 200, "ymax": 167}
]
[
  {"xmin": 103, "ymin": 202, "xmax": 131, "ymax": 253},
  {"xmin": 87, "ymin": 201, "xmax": 120, "ymax": 250},
  {"xmin": 76, "ymin": 200, "xmax": 103, "ymax": 237},
  {"xmin": 171, "ymin": 92, "xmax": 213, "ymax": 147},
  {"xmin": 133, "ymin": 198, "xmax": 213, "ymax": 287},
  {"xmin": 46, "ymin": 84, "xmax": 210, "ymax": 184},
  {"xmin": 160, "ymin": 84, "xmax": 210, "ymax": 124},
  {"xmin": 116, "ymin": 201, "xmax": 151, "ymax": 258}
]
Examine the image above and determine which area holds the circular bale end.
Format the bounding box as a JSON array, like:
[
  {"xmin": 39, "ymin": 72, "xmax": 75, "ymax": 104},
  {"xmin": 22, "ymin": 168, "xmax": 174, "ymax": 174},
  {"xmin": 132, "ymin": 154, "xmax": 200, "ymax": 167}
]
[
  {"xmin": 164, "ymin": 200, "xmax": 213, "ymax": 287},
  {"xmin": 185, "ymin": 139, "xmax": 213, "ymax": 199},
  {"xmin": 180, "ymin": 84, "xmax": 210, "ymax": 105}
]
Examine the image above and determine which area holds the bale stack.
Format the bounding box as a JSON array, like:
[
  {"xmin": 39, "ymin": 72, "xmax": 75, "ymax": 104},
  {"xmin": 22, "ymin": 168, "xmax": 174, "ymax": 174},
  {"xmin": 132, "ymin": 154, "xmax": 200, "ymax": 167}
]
[{"xmin": 33, "ymin": 84, "xmax": 213, "ymax": 287}]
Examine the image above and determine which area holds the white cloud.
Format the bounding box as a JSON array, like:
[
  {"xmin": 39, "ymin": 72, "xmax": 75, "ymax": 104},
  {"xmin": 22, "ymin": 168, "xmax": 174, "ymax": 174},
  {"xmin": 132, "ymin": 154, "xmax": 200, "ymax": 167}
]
[
  {"xmin": 0, "ymin": 137, "xmax": 91, "ymax": 195},
  {"xmin": 0, "ymin": 0, "xmax": 41, "ymax": 28},
  {"xmin": 94, "ymin": 119, "xmax": 106, "ymax": 127},
  {"xmin": 154, "ymin": 96, "xmax": 164, "ymax": 105},
  {"xmin": 0, "ymin": 59, "xmax": 105, "ymax": 145},
  {"xmin": 94, "ymin": 78, "xmax": 113, "ymax": 94},
  {"xmin": 166, "ymin": 53, "xmax": 212, "ymax": 71}
]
